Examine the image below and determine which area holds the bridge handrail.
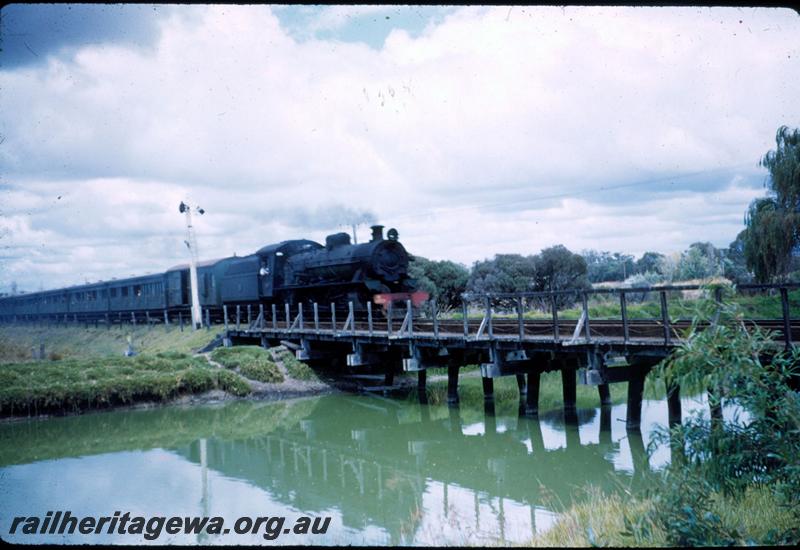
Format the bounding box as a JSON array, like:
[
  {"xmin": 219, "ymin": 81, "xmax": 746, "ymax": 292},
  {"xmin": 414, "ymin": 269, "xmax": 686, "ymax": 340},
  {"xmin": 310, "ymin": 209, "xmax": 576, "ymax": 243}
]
[{"xmin": 461, "ymin": 282, "xmax": 800, "ymax": 300}]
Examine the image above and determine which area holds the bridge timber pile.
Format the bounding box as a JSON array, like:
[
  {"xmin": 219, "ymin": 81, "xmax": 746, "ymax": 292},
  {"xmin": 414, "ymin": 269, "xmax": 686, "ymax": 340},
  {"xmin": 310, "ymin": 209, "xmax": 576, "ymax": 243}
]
[{"xmin": 222, "ymin": 283, "xmax": 799, "ymax": 430}]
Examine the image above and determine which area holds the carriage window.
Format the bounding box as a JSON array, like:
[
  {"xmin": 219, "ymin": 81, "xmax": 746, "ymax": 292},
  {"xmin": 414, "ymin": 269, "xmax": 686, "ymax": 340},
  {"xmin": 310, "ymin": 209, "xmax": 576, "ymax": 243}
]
[
  {"xmin": 134, "ymin": 285, "xmax": 142, "ymax": 297},
  {"xmin": 110, "ymin": 288, "xmax": 117, "ymax": 298},
  {"xmin": 122, "ymin": 287, "xmax": 129, "ymax": 297}
]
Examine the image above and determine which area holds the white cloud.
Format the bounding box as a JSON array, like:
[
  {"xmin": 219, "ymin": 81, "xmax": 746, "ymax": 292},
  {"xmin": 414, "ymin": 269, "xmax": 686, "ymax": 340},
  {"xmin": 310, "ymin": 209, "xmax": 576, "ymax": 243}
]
[{"xmin": 0, "ymin": 5, "xmax": 797, "ymax": 291}]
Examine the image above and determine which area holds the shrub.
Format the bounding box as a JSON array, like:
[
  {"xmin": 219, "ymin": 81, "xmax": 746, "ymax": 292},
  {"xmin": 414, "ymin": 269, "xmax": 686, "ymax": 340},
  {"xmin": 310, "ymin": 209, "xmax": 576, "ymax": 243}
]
[
  {"xmin": 239, "ymin": 360, "xmax": 283, "ymax": 383},
  {"xmin": 649, "ymin": 287, "xmax": 800, "ymax": 545},
  {"xmin": 211, "ymin": 346, "xmax": 263, "ymax": 368},
  {"xmin": 155, "ymin": 351, "xmax": 190, "ymax": 361},
  {"xmin": 180, "ymin": 367, "xmax": 217, "ymax": 393},
  {"xmin": 276, "ymin": 348, "xmax": 318, "ymax": 381},
  {"xmin": 215, "ymin": 370, "xmax": 252, "ymax": 397}
]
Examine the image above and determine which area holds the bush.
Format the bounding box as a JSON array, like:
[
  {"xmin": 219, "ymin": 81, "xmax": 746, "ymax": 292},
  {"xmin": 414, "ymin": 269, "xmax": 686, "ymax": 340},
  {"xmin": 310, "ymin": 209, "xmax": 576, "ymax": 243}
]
[
  {"xmin": 624, "ymin": 271, "xmax": 665, "ymax": 287},
  {"xmin": 180, "ymin": 367, "xmax": 217, "ymax": 393},
  {"xmin": 215, "ymin": 370, "xmax": 252, "ymax": 396},
  {"xmin": 155, "ymin": 351, "xmax": 190, "ymax": 361},
  {"xmin": 211, "ymin": 346, "xmax": 263, "ymax": 368},
  {"xmin": 649, "ymin": 288, "xmax": 800, "ymax": 545},
  {"xmin": 623, "ymin": 271, "xmax": 665, "ymax": 303},
  {"xmin": 211, "ymin": 346, "xmax": 283, "ymax": 383},
  {"xmin": 276, "ymin": 348, "xmax": 318, "ymax": 381},
  {"xmin": 239, "ymin": 360, "xmax": 283, "ymax": 383}
]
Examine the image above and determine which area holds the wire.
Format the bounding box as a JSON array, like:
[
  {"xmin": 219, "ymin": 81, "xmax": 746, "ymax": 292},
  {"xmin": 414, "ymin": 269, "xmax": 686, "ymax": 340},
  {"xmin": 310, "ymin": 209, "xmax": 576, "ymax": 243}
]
[{"xmin": 390, "ymin": 161, "xmax": 759, "ymax": 221}]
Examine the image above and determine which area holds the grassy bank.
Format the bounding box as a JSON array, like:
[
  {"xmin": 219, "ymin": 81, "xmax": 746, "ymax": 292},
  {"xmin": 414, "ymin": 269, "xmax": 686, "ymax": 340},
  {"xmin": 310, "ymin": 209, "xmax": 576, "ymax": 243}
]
[
  {"xmin": 211, "ymin": 346, "xmax": 284, "ymax": 383},
  {"xmin": 0, "ymin": 324, "xmax": 333, "ymax": 418},
  {"xmin": 0, "ymin": 325, "xmax": 225, "ymax": 363},
  {"xmin": 532, "ymin": 484, "xmax": 797, "ymax": 547},
  {"xmin": 275, "ymin": 346, "xmax": 320, "ymax": 381},
  {"xmin": 0, "ymin": 353, "xmax": 252, "ymax": 417}
]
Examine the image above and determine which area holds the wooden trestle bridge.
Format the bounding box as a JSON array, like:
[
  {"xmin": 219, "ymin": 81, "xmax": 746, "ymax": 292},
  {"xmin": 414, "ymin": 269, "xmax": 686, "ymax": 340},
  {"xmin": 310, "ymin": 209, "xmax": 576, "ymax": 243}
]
[{"xmin": 222, "ymin": 283, "xmax": 799, "ymax": 431}]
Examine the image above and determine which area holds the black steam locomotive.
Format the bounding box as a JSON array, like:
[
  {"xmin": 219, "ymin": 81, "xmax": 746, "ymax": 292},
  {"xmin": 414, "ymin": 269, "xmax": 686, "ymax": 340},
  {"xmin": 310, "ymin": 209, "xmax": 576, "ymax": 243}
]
[{"xmin": 0, "ymin": 225, "xmax": 428, "ymax": 320}]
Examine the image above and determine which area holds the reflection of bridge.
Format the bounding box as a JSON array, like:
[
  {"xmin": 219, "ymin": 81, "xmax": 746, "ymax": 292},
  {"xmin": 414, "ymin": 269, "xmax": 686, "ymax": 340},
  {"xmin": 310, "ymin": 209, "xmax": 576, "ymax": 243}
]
[
  {"xmin": 177, "ymin": 396, "xmax": 654, "ymax": 544},
  {"xmin": 225, "ymin": 284, "xmax": 799, "ymax": 430}
]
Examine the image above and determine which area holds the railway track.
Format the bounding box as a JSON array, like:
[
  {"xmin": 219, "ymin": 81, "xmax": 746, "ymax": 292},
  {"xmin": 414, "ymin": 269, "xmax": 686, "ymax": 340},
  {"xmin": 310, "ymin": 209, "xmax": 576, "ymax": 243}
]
[{"xmin": 4, "ymin": 305, "xmax": 798, "ymax": 343}]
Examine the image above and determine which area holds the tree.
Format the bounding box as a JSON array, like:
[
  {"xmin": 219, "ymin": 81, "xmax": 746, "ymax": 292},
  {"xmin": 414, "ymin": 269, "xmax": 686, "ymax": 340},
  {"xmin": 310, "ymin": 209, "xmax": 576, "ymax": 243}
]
[
  {"xmin": 677, "ymin": 242, "xmax": 723, "ymax": 280},
  {"xmin": 582, "ymin": 250, "xmax": 635, "ymax": 282},
  {"xmin": 466, "ymin": 254, "xmax": 537, "ymax": 296},
  {"xmin": 408, "ymin": 256, "xmax": 469, "ymax": 311},
  {"xmin": 761, "ymin": 126, "xmax": 800, "ymax": 215},
  {"xmin": 722, "ymin": 230, "xmax": 753, "ymax": 284},
  {"xmin": 635, "ymin": 251, "xmax": 665, "ymax": 275},
  {"xmin": 534, "ymin": 245, "xmax": 589, "ymax": 310},
  {"xmin": 744, "ymin": 198, "xmax": 794, "ymax": 282},
  {"xmin": 534, "ymin": 245, "xmax": 589, "ymax": 292},
  {"xmin": 743, "ymin": 126, "xmax": 800, "ymax": 282}
]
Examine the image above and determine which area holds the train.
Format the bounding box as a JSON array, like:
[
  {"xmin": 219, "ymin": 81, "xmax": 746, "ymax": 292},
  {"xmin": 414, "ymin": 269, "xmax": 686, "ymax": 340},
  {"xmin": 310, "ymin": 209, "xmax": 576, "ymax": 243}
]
[{"xmin": 0, "ymin": 225, "xmax": 428, "ymax": 321}]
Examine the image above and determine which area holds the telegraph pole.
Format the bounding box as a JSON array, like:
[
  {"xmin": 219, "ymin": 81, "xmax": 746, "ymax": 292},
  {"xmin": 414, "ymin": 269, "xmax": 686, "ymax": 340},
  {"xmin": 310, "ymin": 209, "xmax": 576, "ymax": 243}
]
[{"xmin": 179, "ymin": 201, "xmax": 204, "ymax": 330}]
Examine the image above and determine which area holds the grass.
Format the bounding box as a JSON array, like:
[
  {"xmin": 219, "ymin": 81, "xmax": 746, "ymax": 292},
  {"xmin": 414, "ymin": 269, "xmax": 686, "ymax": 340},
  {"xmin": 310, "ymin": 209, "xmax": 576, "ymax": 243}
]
[
  {"xmin": 532, "ymin": 487, "xmax": 665, "ymax": 547},
  {"xmin": 0, "ymin": 326, "xmax": 332, "ymax": 418},
  {"xmin": 444, "ymin": 288, "xmax": 800, "ymax": 322},
  {"xmin": 415, "ymin": 369, "xmax": 639, "ymax": 413},
  {"xmin": 211, "ymin": 346, "xmax": 284, "ymax": 383},
  {"xmin": 274, "ymin": 346, "xmax": 320, "ymax": 381},
  {"xmin": 0, "ymin": 354, "xmax": 252, "ymax": 417},
  {"xmin": 0, "ymin": 324, "xmax": 225, "ymax": 363},
  {"xmin": 530, "ymin": 484, "xmax": 797, "ymax": 547}
]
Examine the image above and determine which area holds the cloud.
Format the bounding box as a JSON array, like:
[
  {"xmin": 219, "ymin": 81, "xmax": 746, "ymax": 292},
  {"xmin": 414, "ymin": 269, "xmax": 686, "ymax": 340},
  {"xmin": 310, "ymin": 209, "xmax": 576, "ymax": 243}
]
[
  {"xmin": 0, "ymin": 4, "xmax": 176, "ymax": 69},
  {"xmin": 0, "ymin": 5, "xmax": 798, "ymax": 291}
]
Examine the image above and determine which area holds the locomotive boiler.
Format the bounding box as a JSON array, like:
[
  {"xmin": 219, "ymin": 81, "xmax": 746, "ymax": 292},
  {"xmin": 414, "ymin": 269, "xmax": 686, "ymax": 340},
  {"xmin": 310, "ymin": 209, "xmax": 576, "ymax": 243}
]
[{"xmin": 221, "ymin": 225, "xmax": 426, "ymax": 309}]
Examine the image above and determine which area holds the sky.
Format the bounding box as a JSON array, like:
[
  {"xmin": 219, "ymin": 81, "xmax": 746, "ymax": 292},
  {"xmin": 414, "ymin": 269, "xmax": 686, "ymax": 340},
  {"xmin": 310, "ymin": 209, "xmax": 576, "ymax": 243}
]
[{"xmin": 0, "ymin": 5, "xmax": 798, "ymax": 292}]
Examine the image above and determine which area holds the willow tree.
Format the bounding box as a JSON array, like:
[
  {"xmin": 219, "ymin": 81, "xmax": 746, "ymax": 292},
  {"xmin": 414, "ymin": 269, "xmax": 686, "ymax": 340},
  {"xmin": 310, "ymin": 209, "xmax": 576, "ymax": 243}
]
[
  {"xmin": 743, "ymin": 126, "xmax": 800, "ymax": 282},
  {"xmin": 744, "ymin": 198, "xmax": 794, "ymax": 282}
]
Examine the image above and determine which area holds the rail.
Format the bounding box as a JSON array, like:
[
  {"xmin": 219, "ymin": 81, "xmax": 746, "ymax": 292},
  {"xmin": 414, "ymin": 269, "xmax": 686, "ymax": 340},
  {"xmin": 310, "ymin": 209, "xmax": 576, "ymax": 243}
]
[
  {"xmin": 217, "ymin": 283, "xmax": 799, "ymax": 350},
  {"xmin": 3, "ymin": 283, "xmax": 797, "ymax": 350}
]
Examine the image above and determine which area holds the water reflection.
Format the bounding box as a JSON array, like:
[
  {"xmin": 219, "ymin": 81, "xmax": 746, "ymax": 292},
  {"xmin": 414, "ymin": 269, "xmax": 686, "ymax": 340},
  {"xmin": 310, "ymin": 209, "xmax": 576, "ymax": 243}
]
[{"xmin": 0, "ymin": 392, "xmax": 688, "ymax": 545}]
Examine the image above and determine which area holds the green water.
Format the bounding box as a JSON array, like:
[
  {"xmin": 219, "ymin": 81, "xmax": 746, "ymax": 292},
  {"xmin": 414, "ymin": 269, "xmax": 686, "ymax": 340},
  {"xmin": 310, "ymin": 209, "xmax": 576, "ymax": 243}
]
[{"xmin": 0, "ymin": 392, "xmax": 692, "ymax": 545}]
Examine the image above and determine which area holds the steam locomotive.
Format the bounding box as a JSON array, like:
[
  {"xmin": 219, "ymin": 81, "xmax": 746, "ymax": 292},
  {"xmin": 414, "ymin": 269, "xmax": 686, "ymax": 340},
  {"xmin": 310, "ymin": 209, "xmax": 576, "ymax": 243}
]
[{"xmin": 0, "ymin": 225, "xmax": 428, "ymax": 320}]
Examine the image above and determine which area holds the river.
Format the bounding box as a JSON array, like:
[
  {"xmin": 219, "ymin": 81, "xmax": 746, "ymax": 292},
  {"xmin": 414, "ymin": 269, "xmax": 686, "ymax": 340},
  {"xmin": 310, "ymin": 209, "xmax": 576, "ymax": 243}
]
[{"xmin": 0, "ymin": 390, "xmax": 722, "ymax": 545}]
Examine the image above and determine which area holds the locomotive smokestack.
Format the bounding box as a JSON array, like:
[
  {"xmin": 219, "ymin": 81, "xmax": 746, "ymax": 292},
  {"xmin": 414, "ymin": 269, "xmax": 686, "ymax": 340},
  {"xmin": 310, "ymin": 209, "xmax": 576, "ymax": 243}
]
[{"xmin": 370, "ymin": 225, "xmax": 384, "ymax": 242}]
